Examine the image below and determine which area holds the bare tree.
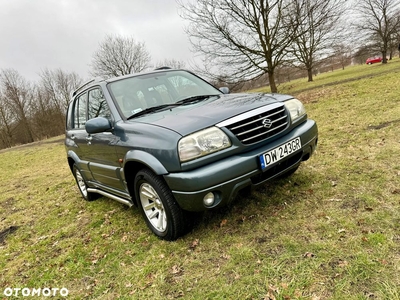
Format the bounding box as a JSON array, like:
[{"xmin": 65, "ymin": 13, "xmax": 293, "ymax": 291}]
[
  {"xmin": 0, "ymin": 91, "xmax": 14, "ymax": 148},
  {"xmin": 39, "ymin": 68, "xmax": 82, "ymax": 115},
  {"xmin": 388, "ymin": 30, "xmax": 400, "ymax": 59},
  {"xmin": 398, "ymin": 32, "xmax": 400, "ymax": 58},
  {"xmin": 0, "ymin": 69, "xmax": 35, "ymax": 143},
  {"xmin": 288, "ymin": 0, "xmax": 347, "ymax": 82},
  {"xmin": 155, "ymin": 59, "xmax": 186, "ymax": 69},
  {"xmin": 332, "ymin": 43, "xmax": 352, "ymax": 70},
  {"xmin": 90, "ymin": 34, "xmax": 151, "ymax": 79},
  {"xmin": 355, "ymin": 0, "xmax": 400, "ymax": 63},
  {"xmin": 32, "ymin": 69, "xmax": 83, "ymax": 139},
  {"xmin": 179, "ymin": 0, "xmax": 301, "ymax": 93},
  {"xmin": 30, "ymin": 84, "xmax": 57, "ymax": 139}
]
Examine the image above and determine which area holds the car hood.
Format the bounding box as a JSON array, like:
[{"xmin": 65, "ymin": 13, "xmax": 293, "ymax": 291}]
[{"xmin": 128, "ymin": 93, "xmax": 293, "ymax": 136}]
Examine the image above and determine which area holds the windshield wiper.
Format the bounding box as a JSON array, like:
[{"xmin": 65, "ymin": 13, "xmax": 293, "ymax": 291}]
[
  {"xmin": 175, "ymin": 95, "xmax": 218, "ymax": 105},
  {"xmin": 126, "ymin": 104, "xmax": 178, "ymax": 120},
  {"xmin": 126, "ymin": 95, "xmax": 219, "ymax": 119}
]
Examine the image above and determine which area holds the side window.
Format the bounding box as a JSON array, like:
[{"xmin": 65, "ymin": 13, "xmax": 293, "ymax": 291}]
[
  {"xmin": 73, "ymin": 93, "xmax": 87, "ymax": 129},
  {"xmin": 88, "ymin": 89, "xmax": 110, "ymax": 120}
]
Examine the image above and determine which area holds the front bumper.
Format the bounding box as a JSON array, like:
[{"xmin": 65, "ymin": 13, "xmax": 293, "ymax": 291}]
[{"xmin": 164, "ymin": 120, "xmax": 318, "ymax": 211}]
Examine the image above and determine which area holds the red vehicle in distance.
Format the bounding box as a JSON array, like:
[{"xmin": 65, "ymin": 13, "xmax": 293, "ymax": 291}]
[{"xmin": 366, "ymin": 57, "xmax": 382, "ymax": 64}]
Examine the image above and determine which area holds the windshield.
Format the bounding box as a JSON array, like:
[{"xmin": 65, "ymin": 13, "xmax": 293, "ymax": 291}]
[{"xmin": 107, "ymin": 70, "xmax": 222, "ymax": 119}]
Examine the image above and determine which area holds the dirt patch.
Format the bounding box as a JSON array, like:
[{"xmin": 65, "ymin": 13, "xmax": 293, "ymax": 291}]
[
  {"xmin": 367, "ymin": 119, "xmax": 400, "ymax": 130},
  {"xmin": 0, "ymin": 226, "xmax": 19, "ymax": 244},
  {"xmin": 1, "ymin": 197, "xmax": 16, "ymax": 209}
]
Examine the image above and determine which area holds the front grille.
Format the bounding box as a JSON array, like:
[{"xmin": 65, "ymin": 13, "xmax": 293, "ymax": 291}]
[{"xmin": 225, "ymin": 104, "xmax": 288, "ymax": 144}]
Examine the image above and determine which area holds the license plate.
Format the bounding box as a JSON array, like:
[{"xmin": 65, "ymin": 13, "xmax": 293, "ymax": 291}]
[{"xmin": 259, "ymin": 137, "xmax": 302, "ymax": 169}]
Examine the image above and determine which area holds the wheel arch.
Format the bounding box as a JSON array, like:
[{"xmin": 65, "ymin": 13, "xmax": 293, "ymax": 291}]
[
  {"xmin": 67, "ymin": 150, "xmax": 80, "ymax": 173},
  {"xmin": 123, "ymin": 150, "xmax": 169, "ymax": 206}
]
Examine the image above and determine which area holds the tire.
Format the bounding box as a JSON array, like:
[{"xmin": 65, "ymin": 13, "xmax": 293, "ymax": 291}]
[
  {"xmin": 73, "ymin": 164, "xmax": 99, "ymax": 201},
  {"xmin": 135, "ymin": 169, "xmax": 187, "ymax": 241}
]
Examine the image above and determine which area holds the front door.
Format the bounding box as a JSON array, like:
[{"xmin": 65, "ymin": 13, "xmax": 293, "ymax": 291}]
[{"xmin": 83, "ymin": 88, "xmax": 126, "ymax": 193}]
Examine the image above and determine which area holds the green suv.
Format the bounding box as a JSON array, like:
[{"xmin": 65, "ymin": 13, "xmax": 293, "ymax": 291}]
[{"xmin": 65, "ymin": 69, "xmax": 318, "ymax": 240}]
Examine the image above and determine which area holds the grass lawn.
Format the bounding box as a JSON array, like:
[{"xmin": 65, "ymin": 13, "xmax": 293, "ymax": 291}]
[{"xmin": 1, "ymin": 59, "xmax": 399, "ymax": 299}]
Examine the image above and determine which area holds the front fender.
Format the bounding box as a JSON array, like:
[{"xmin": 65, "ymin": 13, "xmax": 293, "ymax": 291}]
[{"xmin": 124, "ymin": 150, "xmax": 168, "ymax": 175}]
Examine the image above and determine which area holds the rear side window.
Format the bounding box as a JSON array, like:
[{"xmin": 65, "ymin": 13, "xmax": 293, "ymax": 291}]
[{"xmin": 73, "ymin": 93, "xmax": 87, "ymax": 129}]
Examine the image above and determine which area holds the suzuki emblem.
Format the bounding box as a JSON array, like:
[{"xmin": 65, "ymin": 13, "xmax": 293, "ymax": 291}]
[{"xmin": 262, "ymin": 118, "xmax": 273, "ymax": 128}]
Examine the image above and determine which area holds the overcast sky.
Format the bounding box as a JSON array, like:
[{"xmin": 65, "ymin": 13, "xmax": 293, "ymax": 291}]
[{"xmin": 0, "ymin": 0, "xmax": 194, "ymax": 82}]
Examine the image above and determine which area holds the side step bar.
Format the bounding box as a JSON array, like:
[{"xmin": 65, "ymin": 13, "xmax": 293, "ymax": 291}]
[{"xmin": 87, "ymin": 188, "xmax": 133, "ymax": 207}]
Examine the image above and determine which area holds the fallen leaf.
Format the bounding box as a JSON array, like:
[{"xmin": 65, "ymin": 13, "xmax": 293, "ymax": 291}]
[
  {"xmin": 189, "ymin": 239, "xmax": 199, "ymax": 250},
  {"xmin": 380, "ymin": 259, "xmax": 388, "ymax": 265},
  {"xmin": 171, "ymin": 265, "xmax": 183, "ymax": 275},
  {"xmin": 220, "ymin": 219, "xmax": 228, "ymax": 227},
  {"xmin": 328, "ymin": 198, "xmax": 342, "ymax": 202},
  {"xmin": 221, "ymin": 253, "xmax": 230, "ymax": 260},
  {"xmin": 364, "ymin": 292, "xmax": 375, "ymax": 298},
  {"xmin": 303, "ymin": 252, "xmax": 315, "ymax": 258},
  {"xmin": 338, "ymin": 260, "xmax": 348, "ymax": 267},
  {"xmin": 263, "ymin": 293, "xmax": 276, "ymax": 300}
]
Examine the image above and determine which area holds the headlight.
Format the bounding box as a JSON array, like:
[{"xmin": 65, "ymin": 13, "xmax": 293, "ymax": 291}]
[
  {"xmin": 284, "ymin": 99, "xmax": 306, "ymax": 122},
  {"xmin": 178, "ymin": 127, "xmax": 231, "ymax": 162}
]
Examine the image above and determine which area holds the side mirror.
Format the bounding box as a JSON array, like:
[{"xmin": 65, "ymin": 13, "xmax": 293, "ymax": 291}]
[
  {"xmin": 219, "ymin": 87, "xmax": 230, "ymax": 94},
  {"xmin": 85, "ymin": 117, "xmax": 112, "ymax": 134}
]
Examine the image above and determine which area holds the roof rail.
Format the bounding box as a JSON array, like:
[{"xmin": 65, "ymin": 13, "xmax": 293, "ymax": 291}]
[
  {"xmin": 154, "ymin": 66, "xmax": 172, "ymax": 70},
  {"xmin": 72, "ymin": 79, "xmax": 97, "ymax": 97}
]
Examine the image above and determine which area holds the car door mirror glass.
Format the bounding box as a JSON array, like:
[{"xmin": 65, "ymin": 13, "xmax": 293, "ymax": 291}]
[
  {"xmin": 85, "ymin": 117, "xmax": 112, "ymax": 134},
  {"xmin": 219, "ymin": 87, "xmax": 230, "ymax": 94}
]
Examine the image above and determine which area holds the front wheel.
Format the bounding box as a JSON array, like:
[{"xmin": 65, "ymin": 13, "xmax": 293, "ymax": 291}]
[{"xmin": 135, "ymin": 169, "xmax": 187, "ymax": 241}]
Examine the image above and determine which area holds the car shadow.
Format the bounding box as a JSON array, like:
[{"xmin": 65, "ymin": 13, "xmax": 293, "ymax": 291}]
[{"xmin": 186, "ymin": 173, "xmax": 311, "ymax": 238}]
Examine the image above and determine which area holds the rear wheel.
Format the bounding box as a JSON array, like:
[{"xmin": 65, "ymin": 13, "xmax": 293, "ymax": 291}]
[
  {"xmin": 73, "ymin": 164, "xmax": 99, "ymax": 201},
  {"xmin": 135, "ymin": 169, "xmax": 187, "ymax": 241}
]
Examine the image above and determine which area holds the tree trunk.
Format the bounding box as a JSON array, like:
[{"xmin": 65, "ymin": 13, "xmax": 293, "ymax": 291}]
[
  {"xmin": 21, "ymin": 116, "xmax": 34, "ymax": 143},
  {"xmin": 268, "ymin": 72, "xmax": 278, "ymax": 93},
  {"xmin": 382, "ymin": 50, "xmax": 388, "ymax": 63},
  {"xmin": 307, "ymin": 68, "xmax": 313, "ymax": 82}
]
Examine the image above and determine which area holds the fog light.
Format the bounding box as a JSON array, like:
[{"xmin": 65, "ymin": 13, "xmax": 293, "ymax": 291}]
[{"xmin": 203, "ymin": 192, "xmax": 215, "ymax": 207}]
